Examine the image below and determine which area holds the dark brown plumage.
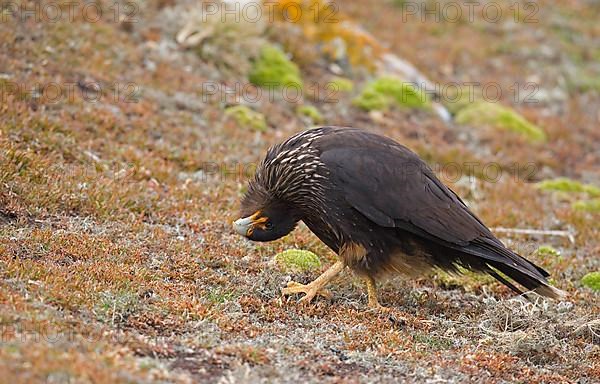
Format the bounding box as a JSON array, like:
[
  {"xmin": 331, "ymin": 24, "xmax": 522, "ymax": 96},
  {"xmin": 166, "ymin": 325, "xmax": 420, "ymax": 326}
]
[{"xmin": 234, "ymin": 126, "xmax": 565, "ymax": 308}]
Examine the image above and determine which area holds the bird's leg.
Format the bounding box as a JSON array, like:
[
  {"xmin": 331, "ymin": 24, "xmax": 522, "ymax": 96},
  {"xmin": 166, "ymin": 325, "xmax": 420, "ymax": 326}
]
[
  {"xmin": 364, "ymin": 276, "xmax": 388, "ymax": 310},
  {"xmin": 364, "ymin": 277, "xmax": 408, "ymax": 324},
  {"xmin": 282, "ymin": 261, "xmax": 344, "ymax": 304}
]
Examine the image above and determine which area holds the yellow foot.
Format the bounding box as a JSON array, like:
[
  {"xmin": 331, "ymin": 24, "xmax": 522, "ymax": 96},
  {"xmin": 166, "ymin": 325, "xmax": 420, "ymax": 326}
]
[{"xmin": 282, "ymin": 281, "xmax": 332, "ymax": 303}]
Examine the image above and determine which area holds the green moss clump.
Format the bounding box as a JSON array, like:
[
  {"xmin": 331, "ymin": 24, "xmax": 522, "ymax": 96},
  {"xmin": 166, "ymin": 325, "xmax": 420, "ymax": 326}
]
[
  {"xmin": 444, "ymin": 86, "xmax": 479, "ymax": 115},
  {"xmin": 224, "ymin": 105, "xmax": 267, "ymax": 132},
  {"xmin": 296, "ymin": 105, "xmax": 323, "ymax": 124},
  {"xmin": 353, "ymin": 88, "xmax": 388, "ymax": 111},
  {"xmin": 249, "ymin": 45, "xmax": 303, "ymax": 89},
  {"xmin": 455, "ymin": 101, "xmax": 546, "ymax": 142},
  {"xmin": 274, "ymin": 249, "xmax": 321, "ymax": 272},
  {"xmin": 536, "ymin": 245, "xmax": 561, "ymax": 258},
  {"xmin": 537, "ymin": 178, "xmax": 600, "ymax": 197},
  {"xmin": 572, "ymin": 199, "xmax": 600, "ymax": 213},
  {"xmin": 581, "ymin": 272, "xmax": 600, "ymax": 291},
  {"xmin": 353, "ymin": 76, "xmax": 431, "ymax": 111},
  {"xmin": 329, "ymin": 77, "xmax": 354, "ymax": 92},
  {"xmin": 207, "ymin": 288, "xmax": 236, "ymax": 304},
  {"xmin": 537, "ymin": 178, "xmax": 600, "ymax": 213}
]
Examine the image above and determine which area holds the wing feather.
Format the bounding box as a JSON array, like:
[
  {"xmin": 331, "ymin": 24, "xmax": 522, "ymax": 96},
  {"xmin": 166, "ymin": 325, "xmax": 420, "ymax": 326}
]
[{"xmin": 320, "ymin": 141, "xmax": 493, "ymax": 247}]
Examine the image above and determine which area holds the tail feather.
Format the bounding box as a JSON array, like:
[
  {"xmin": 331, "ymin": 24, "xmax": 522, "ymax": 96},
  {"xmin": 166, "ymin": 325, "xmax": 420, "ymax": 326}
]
[
  {"xmin": 486, "ymin": 268, "xmax": 524, "ymax": 296},
  {"xmin": 433, "ymin": 237, "xmax": 566, "ymax": 299},
  {"xmin": 533, "ymin": 284, "xmax": 567, "ymax": 300},
  {"xmin": 483, "ymin": 259, "xmax": 566, "ymax": 300}
]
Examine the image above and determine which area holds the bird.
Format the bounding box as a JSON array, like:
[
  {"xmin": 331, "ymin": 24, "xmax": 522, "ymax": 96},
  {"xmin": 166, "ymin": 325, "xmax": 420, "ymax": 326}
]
[{"xmin": 233, "ymin": 126, "xmax": 565, "ymax": 309}]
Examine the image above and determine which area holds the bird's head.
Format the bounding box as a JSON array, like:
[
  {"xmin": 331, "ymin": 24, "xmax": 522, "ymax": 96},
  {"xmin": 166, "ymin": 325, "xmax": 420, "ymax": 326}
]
[{"xmin": 233, "ymin": 182, "xmax": 299, "ymax": 242}]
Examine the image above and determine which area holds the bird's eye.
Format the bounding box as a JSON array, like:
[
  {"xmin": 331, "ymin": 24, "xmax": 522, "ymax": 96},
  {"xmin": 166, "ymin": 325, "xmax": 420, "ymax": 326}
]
[{"xmin": 265, "ymin": 222, "xmax": 274, "ymax": 231}]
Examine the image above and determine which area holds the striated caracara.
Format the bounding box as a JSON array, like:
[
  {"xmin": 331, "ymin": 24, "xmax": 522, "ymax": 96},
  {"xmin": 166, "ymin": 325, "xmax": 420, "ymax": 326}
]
[{"xmin": 233, "ymin": 127, "xmax": 565, "ymax": 309}]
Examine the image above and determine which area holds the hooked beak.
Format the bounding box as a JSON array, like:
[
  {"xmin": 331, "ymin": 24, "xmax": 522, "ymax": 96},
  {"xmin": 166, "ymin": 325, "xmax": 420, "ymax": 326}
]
[{"xmin": 233, "ymin": 216, "xmax": 254, "ymax": 237}]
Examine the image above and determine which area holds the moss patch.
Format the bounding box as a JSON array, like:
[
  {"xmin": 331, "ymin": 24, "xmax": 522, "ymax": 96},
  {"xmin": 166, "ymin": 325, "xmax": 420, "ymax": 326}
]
[
  {"xmin": 207, "ymin": 288, "xmax": 237, "ymax": 304},
  {"xmin": 225, "ymin": 105, "xmax": 267, "ymax": 132},
  {"xmin": 296, "ymin": 105, "xmax": 323, "ymax": 124},
  {"xmin": 535, "ymin": 245, "xmax": 561, "ymax": 258},
  {"xmin": 572, "ymin": 199, "xmax": 600, "ymax": 213},
  {"xmin": 329, "ymin": 77, "xmax": 354, "ymax": 92},
  {"xmin": 537, "ymin": 178, "xmax": 600, "ymax": 197},
  {"xmin": 581, "ymin": 272, "xmax": 600, "ymax": 291},
  {"xmin": 455, "ymin": 101, "xmax": 546, "ymax": 142},
  {"xmin": 353, "ymin": 76, "xmax": 431, "ymax": 111},
  {"xmin": 444, "ymin": 86, "xmax": 479, "ymax": 115},
  {"xmin": 249, "ymin": 45, "xmax": 303, "ymax": 89},
  {"xmin": 537, "ymin": 178, "xmax": 600, "ymax": 213},
  {"xmin": 274, "ymin": 249, "xmax": 321, "ymax": 272}
]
